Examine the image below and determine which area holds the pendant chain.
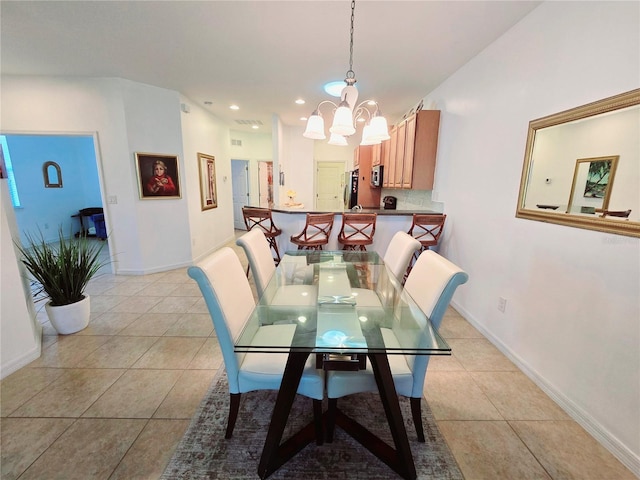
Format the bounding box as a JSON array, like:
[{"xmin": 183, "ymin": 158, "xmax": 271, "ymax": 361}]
[{"xmin": 346, "ymin": 0, "xmax": 356, "ymax": 81}]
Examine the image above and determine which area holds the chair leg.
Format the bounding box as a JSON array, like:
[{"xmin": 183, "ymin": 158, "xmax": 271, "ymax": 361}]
[
  {"xmin": 410, "ymin": 397, "xmax": 425, "ymax": 442},
  {"xmin": 326, "ymin": 398, "xmax": 338, "ymax": 443},
  {"xmin": 225, "ymin": 393, "xmax": 241, "ymax": 439},
  {"xmin": 269, "ymin": 238, "xmax": 282, "ymax": 265},
  {"xmin": 313, "ymin": 399, "xmax": 324, "ymax": 446}
]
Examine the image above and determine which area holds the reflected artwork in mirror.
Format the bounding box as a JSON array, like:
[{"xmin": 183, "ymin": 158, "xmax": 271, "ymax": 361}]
[{"xmin": 516, "ymin": 88, "xmax": 640, "ymax": 237}]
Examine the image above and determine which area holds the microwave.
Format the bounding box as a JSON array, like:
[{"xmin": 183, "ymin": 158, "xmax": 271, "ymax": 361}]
[{"xmin": 371, "ymin": 165, "xmax": 383, "ymax": 188}]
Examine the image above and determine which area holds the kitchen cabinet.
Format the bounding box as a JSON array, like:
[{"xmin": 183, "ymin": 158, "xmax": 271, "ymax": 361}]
[
  {"xmin": 381, "ymin": 110, "xmax": 440, "ymax": 190},
  {"xmin": 400, "ymin": 110, "xmax": 440, "ymax": 190},
  {"xmin": 371, "ymin": 143, "xmax": 382, "ymax": 166},
  {"xmin": 391, "ymin": 121, "xmax": 406, "ymax": 188},
  {"xmin": 383, "ymin": 125, "xmax": 398, "ymax": 188}
]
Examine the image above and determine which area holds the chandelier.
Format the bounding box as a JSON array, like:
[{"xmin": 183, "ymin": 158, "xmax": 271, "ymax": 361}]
[{"xmin": 302, "ymin": 0, "xmax": 389, "ymax": 146}]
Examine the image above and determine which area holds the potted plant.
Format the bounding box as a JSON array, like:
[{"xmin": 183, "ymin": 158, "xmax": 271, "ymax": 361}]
[{"xmin": 15, "ymin": 227, "xmax": 109, "ymax": 335}]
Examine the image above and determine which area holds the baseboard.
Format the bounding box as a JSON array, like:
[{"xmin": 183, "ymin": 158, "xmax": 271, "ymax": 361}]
[
  {"xmin": 0, "ymin": 344, "xmax": 41, "ymax": 380},
  {"xmin": 114, "ymin": 260, "xmax": 193, "ymax": 276},
  {"xmin": 449, "ymin": 300, "xmax": 640, "ymax": 477}
]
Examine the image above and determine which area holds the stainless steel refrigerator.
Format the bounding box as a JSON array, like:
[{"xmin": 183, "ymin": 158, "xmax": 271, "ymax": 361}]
[{"xmin": 343, "ymin": 170, "xmax": 359, "ymax": 209}]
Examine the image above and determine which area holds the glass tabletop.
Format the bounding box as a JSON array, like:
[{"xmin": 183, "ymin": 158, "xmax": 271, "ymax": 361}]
[{"xmin": 234, "ymin": 251, "xmax": 451, "ymax": 356}]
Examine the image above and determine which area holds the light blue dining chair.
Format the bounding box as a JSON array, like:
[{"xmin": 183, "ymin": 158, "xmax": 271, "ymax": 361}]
[
  {"xmin": 382, "ymin": 231, "xmax": 422, "ymax": 283},
  {"xmin": 188, "ymin": 247, "xmax": 324, "ymax": 441},
  {"xmin": 325, "ymin": 250, "xmax": 468, "ymax": 442},
  {"xmin": 236, "ymin": 228, "xmax": 317, "ymax": 304},
  {"xmin": 236, "ymin": 228, "xmax": 277, "ymax": 298}
]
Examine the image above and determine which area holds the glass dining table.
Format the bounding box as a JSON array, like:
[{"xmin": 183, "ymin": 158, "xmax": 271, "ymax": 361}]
[{"xmin": 234, "ymin": 250, "xmax": 451, "ymax": 480}]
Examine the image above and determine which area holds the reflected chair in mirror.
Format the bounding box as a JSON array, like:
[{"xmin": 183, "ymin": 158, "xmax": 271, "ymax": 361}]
[
  {"xmin": 325, "ymin": 250, "xmax": 468, "ymax": 442},
  {"xmin": 290, "ymin": 213, "xmax": 335, "ymax": 250},
  {"xmin": 596, "ymin": 208, "xmax": 632, "ymax": 219},
  {"xmin": 337, "ymin": 213, "xmax": 377, "ymax": 251},
  {"xmin": 242, "ymin": 207, "xmax": 282, "ymax": 268},
  {"xmin": 188, "ymin": 247, "xmax": 324, "ymax": 442}
]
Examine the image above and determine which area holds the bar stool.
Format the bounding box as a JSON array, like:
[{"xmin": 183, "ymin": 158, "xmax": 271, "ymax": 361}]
[
  {"xmin": 407, "ymin": 214, "xmax": 446, "ymax": 274},
  {"xmin": 337, "ymin": 213, "xmax": 377, "ymax": 251},
  {"xmin": 242, "ymin": 207, "xmax": 282, "ymax": 268},
  {"xmin": 290, "ymin": 213, "xmax": 335, "ymax": 250}
]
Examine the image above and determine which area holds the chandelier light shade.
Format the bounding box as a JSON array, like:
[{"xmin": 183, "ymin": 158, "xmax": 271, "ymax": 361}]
[
  {"xmin": 328, "ymin": 133, "xmax": 348, "ymax": 146},
  {"xmin": 302, "ymin": 0, "xmax": 389, "ymax": 146},
  {"xmin": 303, "ymin": 110, "xmax": 326, "ymax": 139}
]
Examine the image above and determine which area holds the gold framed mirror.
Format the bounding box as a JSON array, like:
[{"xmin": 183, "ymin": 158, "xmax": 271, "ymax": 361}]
[{"xmin": 516, "ymin": 89, "xmax": 640, "ymax": 237}]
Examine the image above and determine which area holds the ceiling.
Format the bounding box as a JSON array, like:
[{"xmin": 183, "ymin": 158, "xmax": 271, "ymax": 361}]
[{"xmin": 1, "ymin": 1, "xmax": 540, "ymax": 134}]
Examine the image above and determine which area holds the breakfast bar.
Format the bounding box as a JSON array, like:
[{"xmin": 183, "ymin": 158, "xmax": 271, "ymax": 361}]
[{"xmin": 264, "ymin": 207, "xmax": 443, "ymax": 254}]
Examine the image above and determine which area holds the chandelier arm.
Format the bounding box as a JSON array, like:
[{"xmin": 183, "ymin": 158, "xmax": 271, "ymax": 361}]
[{"xmin": 312, "ymin": 100, "xmax": 339, "ymax": 115}]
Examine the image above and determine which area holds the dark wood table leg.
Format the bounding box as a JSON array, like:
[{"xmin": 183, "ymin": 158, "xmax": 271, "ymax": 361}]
[
  {"xmin": 368, "ymin": 352, "xmax": 417, "ymax": 480},
  {"xmin": 258, "ymin": 350, "xmax": 314, "ymax": 479}
]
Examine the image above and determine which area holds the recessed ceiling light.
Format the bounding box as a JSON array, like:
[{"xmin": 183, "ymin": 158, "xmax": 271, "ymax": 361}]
[
  {"xmin": 300, "ymin": 117, "xmax": 308, "ymax": 121},
  {"xmin": 295, "ymin": 99, "xmax": 305, "ymax": 105},
  {"xmin": 230, "ymin": 105, "xmax": 240, "ymax": 110},
  {"xmin": 251, "ymin": 125, "xmax": 259, "ymax": 129}
]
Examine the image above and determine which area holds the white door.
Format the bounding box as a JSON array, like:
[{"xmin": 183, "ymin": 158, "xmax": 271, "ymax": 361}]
[
  {"xmin": 316, "ymin": 162, "xmax": 345, "ymax": 210},
  {"xmin": 231, "ymin": 160, "xmax": 250, "ymax": 230}
]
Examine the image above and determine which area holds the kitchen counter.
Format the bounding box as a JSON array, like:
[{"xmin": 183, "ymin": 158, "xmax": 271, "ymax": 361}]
[
  {"xmin": 249, "ymin": 206, "xmax": 443, "ymax": 254},
  {"xmin": 269, "ymin": 206, "xmax": 443, "ymax": 216}
]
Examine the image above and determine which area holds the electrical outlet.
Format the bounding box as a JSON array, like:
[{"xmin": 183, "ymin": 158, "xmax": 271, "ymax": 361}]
[
  {"xmin": 498, "ymin": 297, "xmax": 507, "ymax": 313},
  {"xmin": 107, "ymin": 195, "xmax": 118, "ymax": 204}
]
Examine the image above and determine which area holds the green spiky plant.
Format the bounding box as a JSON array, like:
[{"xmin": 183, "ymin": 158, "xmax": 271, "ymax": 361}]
[{"xmin": 15, "ymin": 227, "xmax": 109, "ymax": 306}]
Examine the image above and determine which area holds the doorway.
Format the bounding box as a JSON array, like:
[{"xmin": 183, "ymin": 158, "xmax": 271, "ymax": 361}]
[
  {"xmin": 1, "ymin": 133, "xmax": 113, "ymax": 273},
  {"xmin": 231, "ymin": 159, "xmax": 250, "ymax": 229},
  {"xmin": 316, "ymin": 162, "xmax": 345, "ymax": 210}
]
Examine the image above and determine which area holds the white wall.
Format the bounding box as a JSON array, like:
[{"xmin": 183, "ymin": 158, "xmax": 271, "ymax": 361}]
[
  {"xmin": 0, "ymin": 181, "xmax": 41, "ymax": 377},
  {"xmin": 426, "ymin": 2, "xmax": 639, "ymax": 472},
  {"xmin": 180, "ymin": 96, "xmax": 236, "ymax": 261},
  {"xmin": 0, "ymin": 76, "xmax": 201, "ymax": 274}
]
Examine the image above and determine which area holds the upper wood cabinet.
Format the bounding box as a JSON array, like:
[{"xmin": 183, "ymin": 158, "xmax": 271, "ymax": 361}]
[
  {"xmin": 382, "ymin": 125, "xmax": 398, "ymax": 188},
  {"xmin": 401, "ymin": 110, "xmax": 441, "ymax": 190},
  {"xmin": 381, "ymin": 110, "xmax": 440, "ymax": 190},
  {"xmin": 371, "ymin": 143, "xmax": 382, "ymax": 166}
]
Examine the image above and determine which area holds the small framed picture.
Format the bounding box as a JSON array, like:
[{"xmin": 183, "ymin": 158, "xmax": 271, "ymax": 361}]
[
  {"xmin": 135, "ymin": 152, "xmax": 181, "ymax": 199},
  {"xmin": 198, "ymin": 153, "xmax": 217, "ymax": 210}
]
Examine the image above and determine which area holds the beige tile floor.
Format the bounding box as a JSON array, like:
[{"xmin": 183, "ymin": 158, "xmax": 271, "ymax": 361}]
[{"xmin": 1, "ymin": 233, "xmax": 635, "ymax": 480}]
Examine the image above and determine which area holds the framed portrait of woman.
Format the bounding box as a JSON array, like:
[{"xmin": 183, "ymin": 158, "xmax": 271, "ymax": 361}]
[
  {"xmin": 198, "ymin": 153, "xmax": 217, "ymax": 210},
  {"xmin": 135, "ymin": 152, "xmax": 181, "ymax": 200}
]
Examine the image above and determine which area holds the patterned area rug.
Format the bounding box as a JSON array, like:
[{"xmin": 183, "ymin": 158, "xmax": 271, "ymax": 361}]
[{"xmin": 162, "ymin": 371, "xmax": 463, "ymax": 479}]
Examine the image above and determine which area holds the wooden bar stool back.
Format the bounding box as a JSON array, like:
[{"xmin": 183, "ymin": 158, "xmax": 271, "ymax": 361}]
[
  {"xmin": 242, "ymin": 207, "xmax": 282, "ymax": 265},
  {"xmin": 337, "ymin": 213, "xmax": 377, "ymax": 251},
  {"xmin": 290, "ymin": 213, "xmax": 335, "ymax": 250},
  {"xmin": 407, "ymin": 214, "xmax": 446, "ymax": 276},
  {"xmin": 408, "ymin": 214, "xmax": 446, "ymax": 252}
]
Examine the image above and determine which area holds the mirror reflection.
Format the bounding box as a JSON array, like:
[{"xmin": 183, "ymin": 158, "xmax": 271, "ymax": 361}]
[{"xmin": 516, "ymin": 89, "xmax": 640, "ymax": 237}]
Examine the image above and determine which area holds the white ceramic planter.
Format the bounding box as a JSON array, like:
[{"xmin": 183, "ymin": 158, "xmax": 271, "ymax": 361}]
[{"xmin": 45, "ymin": 295, "xmax": 91, "ymax": 335}]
